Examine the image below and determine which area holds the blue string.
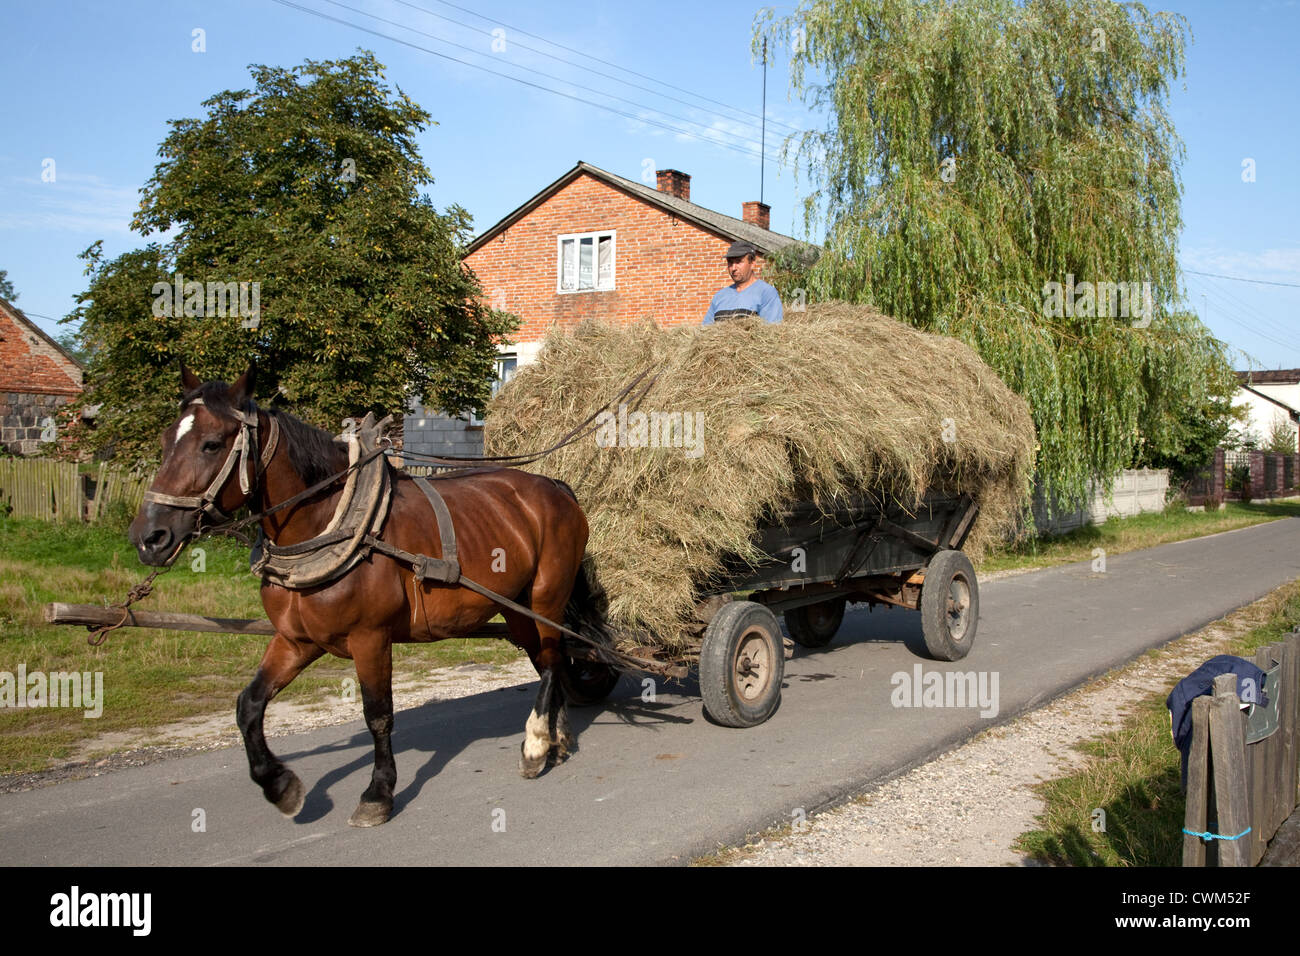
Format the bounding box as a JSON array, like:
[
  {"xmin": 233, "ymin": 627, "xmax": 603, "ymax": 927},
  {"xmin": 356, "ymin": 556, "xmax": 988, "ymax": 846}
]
[{"xmin": 1183, "ymin": 826, "xmax": 1251, "ymax": 842}]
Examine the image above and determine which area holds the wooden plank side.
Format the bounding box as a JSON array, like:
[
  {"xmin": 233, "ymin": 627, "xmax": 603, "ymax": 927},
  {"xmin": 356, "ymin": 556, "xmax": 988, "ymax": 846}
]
[
  {"xmin": 1209, "ymin": 674, "xmax": 1252, "ymax": 866},
  {"xmin": 1288, "ymin": 632, "xmax": 1300, "ymax": 811},
  {"xmin": 1252, "ymin": 645, "xmax": 1273, "ymax": 863},
  {"xmin": 1183, "ymin": 695, "xmax": 1213, "ymax": 867}
]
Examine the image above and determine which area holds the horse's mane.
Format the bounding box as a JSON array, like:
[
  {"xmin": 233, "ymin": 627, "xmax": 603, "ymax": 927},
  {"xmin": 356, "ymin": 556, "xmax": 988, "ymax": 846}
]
[{"xmin": 181, "ymin": 382, "xmax": 347, "ymax": 487}]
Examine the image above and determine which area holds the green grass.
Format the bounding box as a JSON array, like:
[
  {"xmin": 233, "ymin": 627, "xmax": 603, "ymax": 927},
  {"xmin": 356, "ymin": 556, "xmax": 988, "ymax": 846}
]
[
  {"xmin": 1013, "ymin": 578, "xmax": 1300, "ymax": 866},
  {"xmin": 0, "ymin": 515, "xmax": 523, "ymax": 775},
  {"xmin": 981, "ymin": 498, "xmax": 1300, "ymax": 575}
]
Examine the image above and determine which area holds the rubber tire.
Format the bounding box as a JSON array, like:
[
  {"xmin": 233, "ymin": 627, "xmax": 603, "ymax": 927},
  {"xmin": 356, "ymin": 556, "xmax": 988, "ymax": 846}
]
[
  {"xmin": 920, "ymin": 549, "xmax": 979, "ymax": 661},
  {"xmin": 699, "ymin": 601, "xmax": 785, "ymax": 728},
  {"xmin": 785, "ymin": 596, "xmax": 847, "ymax": 648},
  {"xmin": 558, "ymin": 654, "xmax": 621, "ymax": 707}
]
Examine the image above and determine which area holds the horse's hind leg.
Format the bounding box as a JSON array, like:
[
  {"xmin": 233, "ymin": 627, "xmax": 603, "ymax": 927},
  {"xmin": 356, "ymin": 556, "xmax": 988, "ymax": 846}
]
[
  {"xmin": 237, "ymin": 634, "xmax": 324, "ymax": 818},
  {"xmin": 503, "ymin": 609, "xmax": 571, "ymax": 777},
  {"xmin": 348, "ymin": 631, "xmax": 396, "ymax": 827}
]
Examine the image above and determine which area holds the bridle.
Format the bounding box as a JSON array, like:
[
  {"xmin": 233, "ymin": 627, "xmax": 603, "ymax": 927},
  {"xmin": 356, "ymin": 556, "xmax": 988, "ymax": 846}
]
[{"xmin": 142, "ymin": 397, "xmax": 280, "ymax": 533}]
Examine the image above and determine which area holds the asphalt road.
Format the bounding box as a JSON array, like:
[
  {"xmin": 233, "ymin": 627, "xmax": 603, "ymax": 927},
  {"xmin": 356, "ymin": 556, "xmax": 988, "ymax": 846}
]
[{"xmin": 4, "ymin": 518, "xmax": 1299, "ymax": 866}]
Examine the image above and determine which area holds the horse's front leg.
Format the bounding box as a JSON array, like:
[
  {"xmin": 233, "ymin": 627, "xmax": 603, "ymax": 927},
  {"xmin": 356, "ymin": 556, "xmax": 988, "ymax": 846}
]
[
  {"xmin": 348, "ymin": 631, "xmax": 397, "ymax": 827},
  {"xmin": 237, "ymin": 634, "xmax": 324, "ymax": 818}
]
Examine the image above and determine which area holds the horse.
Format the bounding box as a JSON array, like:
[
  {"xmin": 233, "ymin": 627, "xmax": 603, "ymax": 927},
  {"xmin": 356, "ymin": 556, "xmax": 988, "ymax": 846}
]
[{"xmin": 128, "ymin": 364, "xmax": 617, "ymax": 827}]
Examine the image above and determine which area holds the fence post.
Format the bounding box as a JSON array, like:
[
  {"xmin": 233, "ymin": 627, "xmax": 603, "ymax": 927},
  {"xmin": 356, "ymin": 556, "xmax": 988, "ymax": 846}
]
[
  {"xmin": 1208, "ymin": 672, "xmax": 1251, "ymax": 866},
  {"xmin": 1184, "ymin": 695, "xmax": 1213, "ymax": 866}
]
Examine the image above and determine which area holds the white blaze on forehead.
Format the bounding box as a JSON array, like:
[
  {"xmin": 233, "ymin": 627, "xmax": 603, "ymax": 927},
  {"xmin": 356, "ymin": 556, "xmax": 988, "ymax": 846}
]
[{"xmin": 175, "ymin": 412, "xmax": 196, "ymax": 441}]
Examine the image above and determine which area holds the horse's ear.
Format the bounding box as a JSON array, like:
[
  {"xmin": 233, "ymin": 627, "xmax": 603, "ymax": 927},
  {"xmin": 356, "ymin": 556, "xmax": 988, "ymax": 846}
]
[
  {"xmin": 228, "ymin": 363, "xmax": 256, "ymax": 408},
  {"xmin": 180, "ymin": 362, "xmax": 201, "ymax": 394}
]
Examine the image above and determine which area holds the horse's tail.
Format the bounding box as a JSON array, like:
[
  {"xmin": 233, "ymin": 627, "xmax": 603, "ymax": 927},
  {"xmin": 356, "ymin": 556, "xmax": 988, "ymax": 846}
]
[{"xmin": 564, "ymin": 556, "xmax": 614, "ymax": 654}]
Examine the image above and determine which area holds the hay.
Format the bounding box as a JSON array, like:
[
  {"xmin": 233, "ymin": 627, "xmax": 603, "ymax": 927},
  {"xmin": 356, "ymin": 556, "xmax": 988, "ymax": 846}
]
[{"xmin": 484, "ymin": 302, "xmax": 1036, "ymax": 650}]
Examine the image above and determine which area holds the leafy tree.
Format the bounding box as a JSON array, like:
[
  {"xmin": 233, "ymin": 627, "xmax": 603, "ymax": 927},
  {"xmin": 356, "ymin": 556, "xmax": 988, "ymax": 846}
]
[
  {"xmin": 67, "ymin": 51, "xmax": 516, "ymax": 466},
  {"xmin": 755, "ymin": 0, "xmax": 1235, "ymax": 510},
  {"xmin": 0, "ymin": 269, "xmax": 17, "ymax": 301}
]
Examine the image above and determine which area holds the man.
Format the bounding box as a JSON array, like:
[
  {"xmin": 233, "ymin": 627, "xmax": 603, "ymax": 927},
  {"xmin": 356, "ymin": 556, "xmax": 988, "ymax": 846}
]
[{"xmin": 703, "ymin": 240, "xmax": 784, "ymax": 324}]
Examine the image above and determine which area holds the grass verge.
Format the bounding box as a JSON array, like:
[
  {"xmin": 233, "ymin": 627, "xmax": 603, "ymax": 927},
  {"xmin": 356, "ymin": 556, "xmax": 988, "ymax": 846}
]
[{"xmin": 982, "ymin": 498, "xmax": 1300, "ymax": 575}]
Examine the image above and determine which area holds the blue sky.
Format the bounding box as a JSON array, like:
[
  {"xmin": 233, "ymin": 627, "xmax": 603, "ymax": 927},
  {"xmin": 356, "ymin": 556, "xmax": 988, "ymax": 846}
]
[{"xmin": 2, "ymin": 0, "xmax": 1296, "ymax": 368}]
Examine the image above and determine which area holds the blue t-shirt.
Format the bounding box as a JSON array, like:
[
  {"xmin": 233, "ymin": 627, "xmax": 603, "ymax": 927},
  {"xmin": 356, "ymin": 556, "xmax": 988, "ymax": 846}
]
[{"xmin": 704, "ymin": 279, "xmax": 783, "ymax": 324}]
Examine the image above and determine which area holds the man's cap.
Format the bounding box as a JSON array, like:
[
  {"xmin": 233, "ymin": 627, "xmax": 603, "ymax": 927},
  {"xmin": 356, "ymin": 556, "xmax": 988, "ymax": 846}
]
[{"xmin": 724, "ymin": 240, "xmax": 758, "ymax": 259}]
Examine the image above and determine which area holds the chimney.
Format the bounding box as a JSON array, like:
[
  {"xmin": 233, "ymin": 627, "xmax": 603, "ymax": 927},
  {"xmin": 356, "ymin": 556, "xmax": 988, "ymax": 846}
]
[
  {"xmin": 656, "ymin": 169, "xmax": 691, "ymax": 201},
  {"xmin": 742, "ymin": 201, "xmax": 771, "ymax": 231}
]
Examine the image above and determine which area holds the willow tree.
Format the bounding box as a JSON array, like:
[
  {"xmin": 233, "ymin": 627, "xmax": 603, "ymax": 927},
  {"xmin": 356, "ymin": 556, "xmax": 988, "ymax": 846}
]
[{"xmin": 756, "ymin": 0, "xmax": 1229, "ymax": 510}]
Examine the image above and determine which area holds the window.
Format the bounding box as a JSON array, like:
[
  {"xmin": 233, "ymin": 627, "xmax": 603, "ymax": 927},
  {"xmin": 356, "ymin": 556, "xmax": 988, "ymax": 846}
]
[
  {"xmin": 557, "ymin": 231, "xmax": 616, "ymax": 292},
  {"xmin": 469, "ymin": 353, "xmax": 517, "ymax": 426}
]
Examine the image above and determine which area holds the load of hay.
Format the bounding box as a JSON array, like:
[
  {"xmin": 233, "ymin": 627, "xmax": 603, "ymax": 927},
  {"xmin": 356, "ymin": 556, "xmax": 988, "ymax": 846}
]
[{"xmin": 484, "ymin": 302, "xmax": 1036, "ymax": 651}]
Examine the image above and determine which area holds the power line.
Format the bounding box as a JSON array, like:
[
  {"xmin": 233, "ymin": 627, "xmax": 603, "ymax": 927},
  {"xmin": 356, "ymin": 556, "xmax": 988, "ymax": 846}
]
[
  {"xmin": 268, "ymin": 0, "xmax": 785, "ymax": 164},
  {"xmin": 1190, "ymin": 278, "xmax": 1297, "ymax": 352},
  {"xmin": 1185, "ymin": 271, "xmax": 1295, "ymax": 340},
  {"xmin": 1184, "ymin": 268, "xmax": 1300, "ymax": 289},
  {"xmin": 307, "ymin": 0, "xmax": 783, "ymax": 157},
  {"xmin": 422, "ymin": 0, "xmax": 807, "ymax": 137},
  {"xmin": 388, "ymin": 0, "xmax": 807, "ymax": 138}
]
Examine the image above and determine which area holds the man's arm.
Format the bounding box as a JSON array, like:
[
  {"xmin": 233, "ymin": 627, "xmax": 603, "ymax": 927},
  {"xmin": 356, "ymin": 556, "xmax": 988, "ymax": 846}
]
[
  {"xmin": 703, "ymin": 291, "xmax": 720, "ymax": 325},
  {"xmin": 759, "ymin": 282, "xmax": 784, "ymax": 323}
]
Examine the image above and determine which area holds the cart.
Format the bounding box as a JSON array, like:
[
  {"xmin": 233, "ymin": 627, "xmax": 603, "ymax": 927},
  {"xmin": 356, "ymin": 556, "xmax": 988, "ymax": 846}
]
[{"xmin": 592, "ymin": 490, "xmax": 983, "ymax": 728}]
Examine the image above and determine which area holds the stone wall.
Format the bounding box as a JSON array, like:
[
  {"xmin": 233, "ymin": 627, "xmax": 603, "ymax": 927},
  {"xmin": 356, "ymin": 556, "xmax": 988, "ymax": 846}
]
[{"xmin": 1, "ymin": 391, "xmax": 70, "ymax": 456}]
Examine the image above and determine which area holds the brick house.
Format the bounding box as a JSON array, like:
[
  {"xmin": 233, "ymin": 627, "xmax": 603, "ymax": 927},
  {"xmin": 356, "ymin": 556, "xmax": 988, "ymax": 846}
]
[
  {"xmin": 0, "ymin": 296, "xmax": 83, "ymax": 455},
  {"xmin": 404, "ymin": 160, "xmax": 800, "ymax": 459}
]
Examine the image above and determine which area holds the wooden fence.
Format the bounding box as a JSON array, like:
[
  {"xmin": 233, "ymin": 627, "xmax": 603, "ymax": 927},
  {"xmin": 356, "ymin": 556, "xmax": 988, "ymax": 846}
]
[
  {"xmin": 0, "ymin": 458, "xmax": 151, "ymax": 523},
  {"xmin": 1183, "ymin": 630, "xmax": 1300, "ymax": 865}
]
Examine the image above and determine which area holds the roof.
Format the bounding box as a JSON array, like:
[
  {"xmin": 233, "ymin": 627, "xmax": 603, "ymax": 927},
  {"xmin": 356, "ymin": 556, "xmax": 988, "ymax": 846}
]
[
  {"xmin": 466, "ymin": 161, "xmax": 803, "ymax": 256},
  {"xmin": 1236, "ymin": 369, "xmax": 1300, "ymax": 386},
  {"xmin": 1240, "ymin": 383, "xmax": 1300, "ymax": 419},
  {"xmin": 0, "ymin": 295, "xmax": 84, "ymax": 371}
]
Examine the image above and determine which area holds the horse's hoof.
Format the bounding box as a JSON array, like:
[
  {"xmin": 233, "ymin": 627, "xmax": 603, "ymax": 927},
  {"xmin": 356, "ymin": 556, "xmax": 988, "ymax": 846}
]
[
  {"xmin": 519, "ymin": 741, "xmax": 546, "ymax": 779},
  {"xmin": 553, "ymin": 738, "xmax": 576, "ymax": 762},
  {"xmin": 273, "ymin": 773, "xmax": 306, "ymax": 818},
  {"xmin": 348, "ymin": 801, "xmax": 391, "ymax": 827}
]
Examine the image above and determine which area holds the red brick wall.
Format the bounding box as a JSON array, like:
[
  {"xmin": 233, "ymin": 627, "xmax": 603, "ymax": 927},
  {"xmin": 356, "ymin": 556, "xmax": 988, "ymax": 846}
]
[
  {"xmin": 465, "ymin": 173, "xmax": 770, "ymax": 342},
  {"xmin": 0, "ymin": 305, "xmax": 82, "ymax": 396}
]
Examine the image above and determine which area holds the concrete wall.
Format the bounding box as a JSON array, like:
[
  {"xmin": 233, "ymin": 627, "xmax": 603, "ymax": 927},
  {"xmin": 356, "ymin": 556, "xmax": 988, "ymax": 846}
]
[
  {"xmin": 1033, "ymin": 468, "xmax": 1170, "ymax": 534},
  {"xmin": 401, "ymin": 403, "xmax": 484, "ymax": 462}
]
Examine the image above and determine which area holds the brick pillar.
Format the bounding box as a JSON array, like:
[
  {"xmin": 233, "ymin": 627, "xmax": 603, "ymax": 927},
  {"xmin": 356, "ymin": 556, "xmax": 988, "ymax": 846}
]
[
  {"xmin": 1249, "ymin": 450, "xmax": 1266, "ymax": 500},
  {"xmin": 1213, "ymin": 447, "xmax": 1225, "ymax": 500}
]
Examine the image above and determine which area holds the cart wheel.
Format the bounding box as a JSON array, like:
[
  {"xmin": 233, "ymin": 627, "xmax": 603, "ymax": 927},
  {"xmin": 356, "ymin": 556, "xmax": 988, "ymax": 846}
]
[
  {"xmin": 558, "ymin": 654, "xmax": 621, "ymax": 707},
  {"xmin": 700, "ymin": 601, "xmax": 785, "ymax": 727},
  {"xmin": 785, "ymin": 597, "xmax": 847, "ymax": 648},
  {"xmin": 920, "ymin": 549, "xmax": 979, "ymax": 661}
]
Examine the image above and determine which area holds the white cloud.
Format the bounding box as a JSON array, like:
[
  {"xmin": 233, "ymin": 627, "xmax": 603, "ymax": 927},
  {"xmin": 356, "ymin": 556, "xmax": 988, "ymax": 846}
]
[{"xmin": 0, "ymin": 172, "xmax": 140, "ymax": 235}]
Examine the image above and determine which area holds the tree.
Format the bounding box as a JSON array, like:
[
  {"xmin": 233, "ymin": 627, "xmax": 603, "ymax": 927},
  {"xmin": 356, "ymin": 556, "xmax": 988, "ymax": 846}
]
[
  {"xmin": 0, "ymin": 269, "xmax": 17, "ymax": 301},
  {"xmin": 755, "ymin": 0, "xmax": 1234, "ymax": 511},
  {"xmin": 67, "ymin": 52, "xmax": 516, "ymax": 466}
]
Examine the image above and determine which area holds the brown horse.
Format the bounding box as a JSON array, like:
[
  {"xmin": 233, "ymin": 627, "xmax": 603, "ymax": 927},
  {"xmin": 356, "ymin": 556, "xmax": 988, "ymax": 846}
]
[{"xmin": 129, "ymin": 365, "xmax": 617, "ymax": 826}]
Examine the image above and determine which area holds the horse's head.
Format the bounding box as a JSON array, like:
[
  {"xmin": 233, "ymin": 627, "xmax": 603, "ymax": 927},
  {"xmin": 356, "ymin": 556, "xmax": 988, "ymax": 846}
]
[{"xmin": 129, "ymin": 363, "xmax": 267, "ymax": 566}]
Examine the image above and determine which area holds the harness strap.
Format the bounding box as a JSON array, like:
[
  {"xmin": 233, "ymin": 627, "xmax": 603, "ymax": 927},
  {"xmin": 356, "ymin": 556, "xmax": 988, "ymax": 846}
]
[{"xmin": 413, "ymin": 475, "xmax": 458, "ymax": 566}]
